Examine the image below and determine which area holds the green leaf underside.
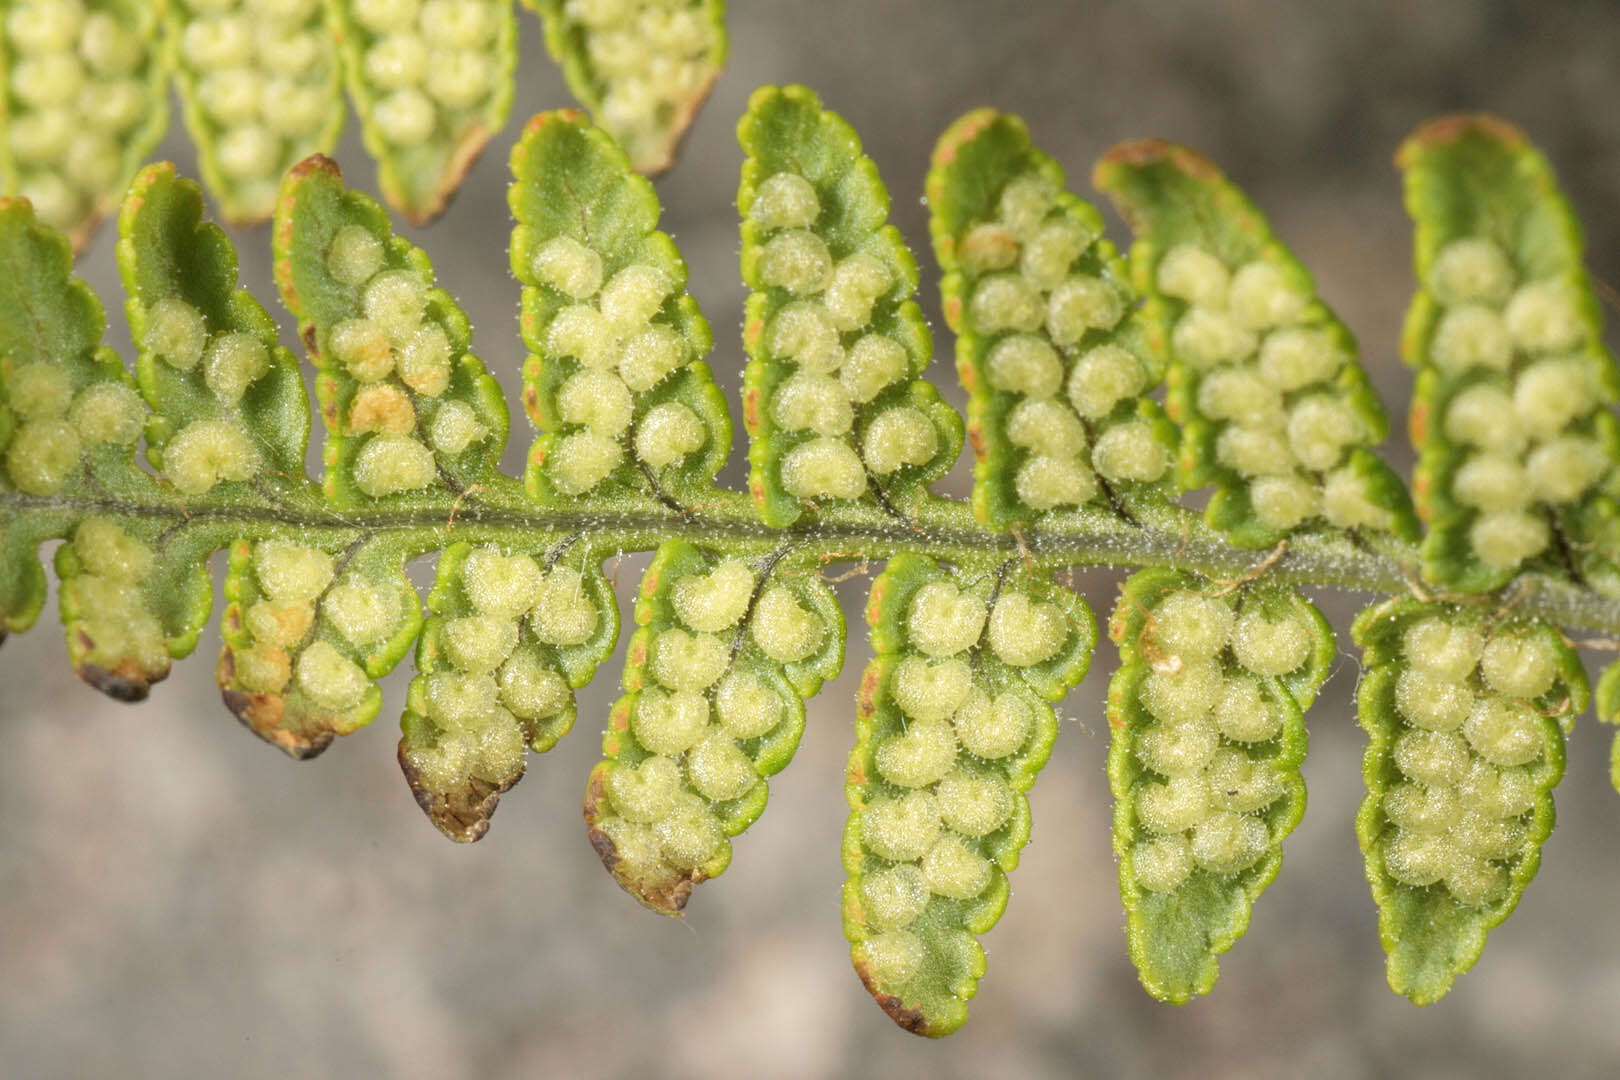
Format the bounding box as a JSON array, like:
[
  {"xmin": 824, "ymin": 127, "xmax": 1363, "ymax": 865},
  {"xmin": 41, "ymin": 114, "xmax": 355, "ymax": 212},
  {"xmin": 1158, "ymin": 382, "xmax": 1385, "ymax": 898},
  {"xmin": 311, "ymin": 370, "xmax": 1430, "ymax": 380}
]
[
  {"xmin": 927, "ymin": 108, "xmax": 1178, "ymax": 532},
  {"xmin": 586, "ymin": 539, "xmax": 843, "ymax": 912},
  {"xmin": 331, "ymin": 0, "xmax": 518, "ymax": 223},
  {"xmin": 844, "ymin": 553, "xmax": 1093, "ymax": 1035},
  {"xmin": 0, "ymin": 194, "xmax": 209, "ymax": 698},
  {"xmin": 1353, "ymin": 595, "xmax": 1586, "ymax": 1003},
  {"xmin": 170, "ymin": 0, "xmax": 345, "ymax": 225},
  {"xmin": 118, "ymin": 162, "xmax": 312, "ymax": 486},
  {"xmin": 1398, "ymin": 116, "xmax": 1620, "ymax": 596},
  {"xmin": 1108, "ymin": 568, "xmax": 1330, "ymax": 1002},
  {"xmin": 1600, "ymin": 660, "xmax": 1620, "ymax": 793},
  {"xmin": 530, "ymin": 0, "xmax": 727, "ymax": 175},
  {"xmin": 7, "ymin": 96, "xmax": 1620, "ymax": 1038},
  {"xmin": 1095, "ymin": 141, "xmax": 1417, "ymax": 549},
  {"xmin": 508, "ymin": 109, "xmax": 731, "ymax": 512},
  {"xmin": 0, "ymin": 0, "xmax": 169, "ymax": 250},
  {"xmin": 739, "ymin": 85, "xmax": 963, "ymax": 528}
]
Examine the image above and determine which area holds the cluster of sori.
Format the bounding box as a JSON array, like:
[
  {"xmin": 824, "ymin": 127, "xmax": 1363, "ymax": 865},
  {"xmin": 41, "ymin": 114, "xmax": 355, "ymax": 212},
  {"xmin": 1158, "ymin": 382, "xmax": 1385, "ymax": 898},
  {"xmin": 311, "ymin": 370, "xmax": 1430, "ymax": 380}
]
[
  {"xmin": 1365, "ymin": 608, "xmax": 1576, "ymax": 903},
  {"xmin": 843, "ymin": 555, "xmax": 1090, "ymax": 1035},
  {"xmin": 540, "ymin": 0, "xmax": 722, "ymax": 172},
  {"xmin": 1154, "ymin": 238, "xmax": 1398, "ymax": 534},
  {"xmin": 1108, "ymin": 569, "xmax": 1328, "ymax": 1001},
  {"xmin": 278, "ymin": 166, "xmax": 508, "ymax": 503},
  {"xmin": 343, "ymin": 0, "xmax": 507, "ymax": 147},
  {"xmin": 740, "ymin": 86, "xmax": 957, "ymax": 525},
  {"xmin": 58, "ymin": 516, "xmax": 169, "ymax": 688},
  {"xmin": 1, "ymin": 0, "xmax": 160, "ymax": 237},
  {"xmin": 336, "ymin": 0, "xmax": 514, "ymax": 217},
  {"xmin": 329, "ymin": 237, "xmax": 486, "ymax": 494},
  {"xmin": 937, "ymin": 120, "xmax": 1173, "ymax": 518},
  {"xmin": 173, "ymin": 0, "xmax": 342, "ymax": 221},
  {"xmin": 1355, "ymin": 598, "xmax": 1584, "ymax": 1000},
  {"xmin": 511, "ymin": 113, "xmax": 722, "ymax": 506},
  {"xmin": 586, "ymin": 541, "xmax": 840, "ymax": 911},
  {"xmin": 222, "ymin": 540, "xmax": 379, "ymax": 722},
  {"xmin": 120, "ymin": 164, "xmax": 310, "ymax": 496},
  {"xmin": 401, "ymin": 542, "xmax": 615, "ymax": 837},
  {"xmin": 221, "ymin": 536, "xmax": 426, "ymax": 745},
  {"xmin": 1, "ymin": 344, "xmax": 142, "ymax": 496},
  {"xmin": 1414, "ymin": 234, "xmax": 1618, "ymax": 577}
]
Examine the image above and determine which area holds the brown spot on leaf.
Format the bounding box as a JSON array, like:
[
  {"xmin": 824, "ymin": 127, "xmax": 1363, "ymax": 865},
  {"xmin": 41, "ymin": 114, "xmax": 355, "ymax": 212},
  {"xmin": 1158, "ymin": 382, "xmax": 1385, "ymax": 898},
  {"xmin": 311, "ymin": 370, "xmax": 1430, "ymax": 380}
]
[
  {"xmin": 743, "ymin": 384, "xmax": 762, "ymax": 435},
  {"xmin": 858, "ymin": 663, "xmax": 883, "ymax": 716},
  {"xmin": 967, "ymin": 420, "xmax": 987, "ymax": 463},
  {"xmin": 852, "ymin": 959, "xmax": 932, "ymax": 1036}
]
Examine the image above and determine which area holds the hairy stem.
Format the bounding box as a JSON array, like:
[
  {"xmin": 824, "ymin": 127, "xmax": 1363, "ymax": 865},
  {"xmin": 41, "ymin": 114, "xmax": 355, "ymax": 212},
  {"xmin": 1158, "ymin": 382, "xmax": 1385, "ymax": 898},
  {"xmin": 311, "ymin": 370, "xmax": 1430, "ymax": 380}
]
[{"xmin": 7, "ymin": 486, "xmax": 1618, "ymax": 637}]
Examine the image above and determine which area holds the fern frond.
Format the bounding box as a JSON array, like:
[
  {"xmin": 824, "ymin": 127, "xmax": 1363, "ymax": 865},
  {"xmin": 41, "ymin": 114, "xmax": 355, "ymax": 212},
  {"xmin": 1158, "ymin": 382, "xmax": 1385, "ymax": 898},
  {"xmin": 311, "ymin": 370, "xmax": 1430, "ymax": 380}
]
[
  {"xmin": 586, "ymin": 540, "xmax": 842, "ymax": 912},
  {"xmin": 1096, "ymin": 139, "xmax": 1418, "ymax": 548},
  {"xmin": 6, "ymin": 96, "xmax": 1620, "ymax": 1038},
  {"xmin": 1354, "ymin": 595, "xmax": 1586, "ymax": 1002},
  {"xmin": 169, "ymin": 0, "xmax": 345, "ymax": 225},
  {"xmin": 528, "ymin": 0, "xmax": 726, "ymax": 175},
  {"xmin": 1108, "ymin": 568, "xmax": 1330, "ymax": 1001},
  {"xmin": 0, "ymin": 0, "xmax": 169, "ymax": 249},
  {"xmin": 844, "ymin": 553, "xmax": 1092, "ymax": 1035},
  {"xmin": 739, "ymin": 85, "xmax": 963, "ymax": 527},
  {"xmin": 928, "ymin": 108, "xmax": 1179, "ymax": 532},
  {"xmin": 1398, "ymin": 115, "xmax": 1620, "ymax": 594}
]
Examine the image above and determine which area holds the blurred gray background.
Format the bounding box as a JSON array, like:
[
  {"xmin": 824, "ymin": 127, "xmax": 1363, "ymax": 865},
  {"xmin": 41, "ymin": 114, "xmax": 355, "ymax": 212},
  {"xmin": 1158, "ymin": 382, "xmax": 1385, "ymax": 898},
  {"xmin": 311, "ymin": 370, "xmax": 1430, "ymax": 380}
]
[{"xmin": 7, "ymin": 1, "xmax": 1620, "ymax": 1076}]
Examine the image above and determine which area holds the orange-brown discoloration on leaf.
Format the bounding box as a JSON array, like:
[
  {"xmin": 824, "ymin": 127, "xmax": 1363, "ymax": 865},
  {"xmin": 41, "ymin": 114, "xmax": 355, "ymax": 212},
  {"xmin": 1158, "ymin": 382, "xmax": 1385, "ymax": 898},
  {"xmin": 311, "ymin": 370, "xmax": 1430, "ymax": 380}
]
[
  {"xmin": 743, "ymin": 384, "xmax": 762, "ymax": 435},
  {"xmin": 853, "ymin": 960, "xmax": 932, "ymax": 1036},
  {"xmin": 928, "ymin": 107, "xmax": 998, "ymax": 172},
  {"xmin": 520, "ymin": 108, "xmax": 585, "ymax": 144},
  {"xmin": 1409, "ymin": 396, "xmax": 1430, "ymax": 447},
  {"xmin": 967, "ymin": 420, "xmax": 987, "ymax": 463},
  {"xmin": 857, "ymin": 663, "xmax": 883, "ymax": 717},
  {"xmin": 1396, "ymin": 113, "xmax": 1526, "ymax": 170},
  {"xmin": 398, "ymin": 739, "xmax": 517, "ymax": 843},
  {"xmin": 864, "ymin": 571, "xmax": 894, "ymax": 624},
  {"xmin": 1096, "ymin": 138, "xmax": 1222, "ymax": 184},
  {"xmin": 743, "ymin": 315, "xmax": 764, "ymax": 351},
  {"xmin": 217, "ymin": 647, "xmax": 331, "ymax": 759},
  {"xmin": 347, "ymin": 384, "xmax": 416, "ymax": 435}
]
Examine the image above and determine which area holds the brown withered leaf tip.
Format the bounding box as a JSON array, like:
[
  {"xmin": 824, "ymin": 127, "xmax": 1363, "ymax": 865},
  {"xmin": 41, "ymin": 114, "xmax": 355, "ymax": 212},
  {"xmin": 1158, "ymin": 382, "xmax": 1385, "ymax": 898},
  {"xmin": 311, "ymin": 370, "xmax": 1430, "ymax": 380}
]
[
  {"xmin": 73, "ymin": 627, "xmax": 161, "ymax": 702},
  {"xmin": 395, "ymin": 126, "xmax": 492, "ymax": 227},
  {"xmin": 398, "ymin": 740, "xmax": 518, "ymax": 843},
  {"xmin": 77, "ymin": 661, "xmax": 154, "ymax": 703},
  {"xmin": 1396, "ymin": 113, "xmax": 1527, "ymax": 170},
  {"xmin": 583, "ymin": 767, "xmax": 699, "ymax": 915},
  {"xmin": 853, "ymin": 961, "xmax": 930, "ymax": 1035},
  {"xmin": 217, "ymin": 648, "xmax": 332, "ymax": 760},
  {"xmin": 634, "ymin": 70, "xmax": 719, "ymax": 177}
]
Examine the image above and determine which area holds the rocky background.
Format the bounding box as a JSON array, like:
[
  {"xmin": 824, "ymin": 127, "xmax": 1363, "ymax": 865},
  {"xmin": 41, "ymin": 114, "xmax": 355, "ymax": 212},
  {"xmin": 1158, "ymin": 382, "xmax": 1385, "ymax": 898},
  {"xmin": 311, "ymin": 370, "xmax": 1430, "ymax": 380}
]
[{"xmin": 6, "ymin": 1, "xmax": 1620, "ymax": 1076}]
